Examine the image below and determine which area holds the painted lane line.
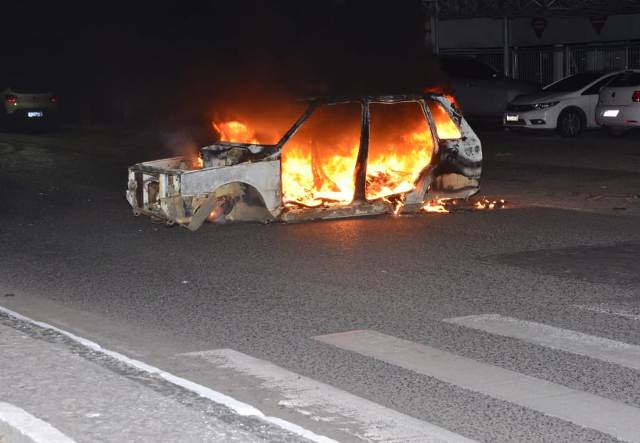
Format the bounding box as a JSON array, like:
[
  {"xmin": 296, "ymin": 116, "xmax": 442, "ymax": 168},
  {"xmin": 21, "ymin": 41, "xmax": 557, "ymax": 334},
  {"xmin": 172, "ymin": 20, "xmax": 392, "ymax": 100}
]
[
  {"xmin": 0, "ymin": 306, "xmax": 334, "ymax": 443},
  {"xmin": 315, "ymin": 330, "xmax": 640, "ymax": 443},
  {"xmin": 444, "ymin": 314, "xmax": 640, "ymax": 371},
  {"xmin": 0, "ymin": 402, "xmax": 76, "ymax": 443},
  {"xmin": 187, "ymin": 349, "xmax": 477, "ymax": 443},
  {"xmin": 573, "ymin": 303, "xmax": 640, "ymax": 322}
]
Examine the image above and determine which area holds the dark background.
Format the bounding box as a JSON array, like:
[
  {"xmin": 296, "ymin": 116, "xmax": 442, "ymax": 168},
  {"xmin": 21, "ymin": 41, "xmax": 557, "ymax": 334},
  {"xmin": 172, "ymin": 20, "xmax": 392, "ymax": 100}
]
[{"xmin": 2, "ymin": 1, "xmax": 442, "ymax": 128}]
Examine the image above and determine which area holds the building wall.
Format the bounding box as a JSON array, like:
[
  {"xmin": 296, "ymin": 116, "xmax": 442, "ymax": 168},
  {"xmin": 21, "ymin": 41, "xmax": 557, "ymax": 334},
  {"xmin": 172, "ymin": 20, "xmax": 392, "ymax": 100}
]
[{"xmin": 439, "ymin": 14, "xmax": 640, "ymax": 49}]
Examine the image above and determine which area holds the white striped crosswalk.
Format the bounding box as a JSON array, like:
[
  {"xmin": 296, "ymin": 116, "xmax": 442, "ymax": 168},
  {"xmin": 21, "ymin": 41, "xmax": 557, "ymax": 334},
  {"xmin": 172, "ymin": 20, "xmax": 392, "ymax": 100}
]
[
  {"xmin": 443, "ymin": 313, "xmax": 640, "ymax": 371},
  {"xmin": 314, "ymin": 329, "xmax": 640, "ymax": 443},
  {"xmin": 181, "ymin": 308, "xmax": 640, "ymax": 442},
  {"xmin": 185, "ymin": 348, "xmax": 477, "ymax": 443},
  {"xmin": 574, "ymin": 303, "xmax": 640, "ymax": 322},
  {"xmin": 8, "ymin": 302, "xmax": 640, "ymax": 441}
]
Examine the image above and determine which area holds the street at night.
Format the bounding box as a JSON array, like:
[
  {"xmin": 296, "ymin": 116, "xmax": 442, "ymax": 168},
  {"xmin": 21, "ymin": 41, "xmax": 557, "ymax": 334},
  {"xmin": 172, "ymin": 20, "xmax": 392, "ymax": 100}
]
[
  {"xmin": 2, "ymin": 125, "xmax": 640, "ymax": 442},
  {"xmin": 2, "ymin": 1, "xmax": 640, "ymax": 442}
]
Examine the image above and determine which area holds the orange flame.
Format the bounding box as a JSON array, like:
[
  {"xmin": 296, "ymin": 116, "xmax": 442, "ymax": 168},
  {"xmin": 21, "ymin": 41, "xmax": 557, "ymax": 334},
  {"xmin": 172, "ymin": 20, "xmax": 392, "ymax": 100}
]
[
  {"xmin": 213, "ymin": 120, "xmax": 260, "ymax": 144},
  {"xmin": 443, "ymin": 94, "xmax": 459, "ymax": 109},
  {"xmin": 422, "ymin": 198, "xmax": 451, "ymax": 213},
  {"xmin": 474, "ymin": 198, "xmax": 506, "ymax": 210},
  {"xmin": 424, "ymin": 86, "xmax": 460, "ymax": 109},
  {"xmin": 427, "ymin": 101, "xmax": 462, "ymax": 140},
  {"xmin": 183, "ymin": 151, "xmax": 203, "ymax": 170},
  {"xmin": 383, "ymin": 194, "xmax": 407, "ymax": 216},
  {"xmin": 212, "ymin": 101, "xmax": 461, "ymax": 209},
  {"xmin": 279, "ymin": 102, "xmax": 436, "ymax": 207}
]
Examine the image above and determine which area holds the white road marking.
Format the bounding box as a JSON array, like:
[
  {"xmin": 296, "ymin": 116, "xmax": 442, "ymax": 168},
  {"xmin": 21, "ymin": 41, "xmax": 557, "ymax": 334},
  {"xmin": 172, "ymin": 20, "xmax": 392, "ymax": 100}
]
[
  {"xmin": 0, "ymin": 305, "xmax": 333, "ymax": 443},
  {"xmin": 573, "ymin": 303, "xmax": 640, "ymax": 322},
  {"xmin": 0, "ymin": 401, "xmax": 76, "ymax": 443},
  {"xmin": 315, "ymin": 329, "xmax": 640, "ymax": 443},
  {"xmin": 444, "ymin": 314, "xmax": 640, "ymax": 371},
  {"xmin": 187, "ymin": 348, "xmax": 477, "ymax": 443}
]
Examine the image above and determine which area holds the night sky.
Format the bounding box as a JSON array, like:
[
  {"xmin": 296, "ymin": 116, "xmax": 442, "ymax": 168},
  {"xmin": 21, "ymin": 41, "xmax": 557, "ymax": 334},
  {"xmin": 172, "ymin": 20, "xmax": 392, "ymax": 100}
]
[{"xmin": 2, "ymin": 1, "xmax": 438, "ymax": 126}]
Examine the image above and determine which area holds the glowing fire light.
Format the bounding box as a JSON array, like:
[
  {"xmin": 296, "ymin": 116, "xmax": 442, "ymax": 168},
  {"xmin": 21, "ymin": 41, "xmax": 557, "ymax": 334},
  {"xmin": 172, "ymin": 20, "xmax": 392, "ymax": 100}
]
[
  {"xmin": 182, "ymin": 151, "xmax": 203, "ymax": 170},
  {"xmin": 212, "ymin": 101, "xmax": 462, "ymax": 210},
  {"xmin": 427, "ymin": 101, "xmax": 462, "ymax": 140},
  {"xmin": 422, "ymin": 198, "xmax": 451, "ymax": 213},
  {"xmin": 444, "ymin": 95, "xmax": 459, "ymax": 109},
  {"xmin": 383, "ymin": 195, "xmax": 407, "ymax": 216},
  {"xmin": 279, "ymin": 102, "xmax": 438, "ymax": 207},
  {"xmin": 475, "ymin": 198, "xmax": 506, "ymax": 210},
  {"xmin": 423, "ymin": 86, "xmax": 461, "ymax": 110},
  {"xmin": 213, "ymin": 120, "xmax": 260, "ymax": 144},
  {"xmin": 281, "ymin": 144, "xmax": 359, "ymax": 207}
]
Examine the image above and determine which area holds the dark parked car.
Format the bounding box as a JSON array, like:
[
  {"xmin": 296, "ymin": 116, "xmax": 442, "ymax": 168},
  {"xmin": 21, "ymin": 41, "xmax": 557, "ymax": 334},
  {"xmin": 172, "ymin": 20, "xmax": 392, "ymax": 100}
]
[
  {"xmin": 438, "ymin": 55, "xmax": 537, "ymax": 119},
  {"xmin": 1, "ymin": 83, "xmax": 58, "ymax": 129}
]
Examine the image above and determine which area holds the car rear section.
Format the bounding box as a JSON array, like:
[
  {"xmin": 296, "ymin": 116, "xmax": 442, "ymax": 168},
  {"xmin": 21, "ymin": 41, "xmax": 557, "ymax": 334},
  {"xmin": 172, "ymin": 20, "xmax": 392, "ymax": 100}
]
[
  {"xmin": 2, "ymin": 88, "xmax": 58, "ymax": 127},
  {"xmin": 596, "ymin": 71, "xmax": 640, "ymax": 129}
]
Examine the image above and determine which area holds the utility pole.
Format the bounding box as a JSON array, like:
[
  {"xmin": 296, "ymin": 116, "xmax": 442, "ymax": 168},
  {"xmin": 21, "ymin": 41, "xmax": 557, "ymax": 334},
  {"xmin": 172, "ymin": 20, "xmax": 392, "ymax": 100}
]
[
  {"xmin": 503, "ymin": 16, "xmax": 511, "ymax": 77},
  {"xmin": 424, "ymin": 0, "xmax": 439, "ymax": 55}
]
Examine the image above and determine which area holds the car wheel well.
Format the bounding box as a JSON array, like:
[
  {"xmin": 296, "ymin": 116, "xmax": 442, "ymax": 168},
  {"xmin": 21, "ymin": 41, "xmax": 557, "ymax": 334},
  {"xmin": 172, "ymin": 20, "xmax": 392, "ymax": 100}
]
[
  {"xmin": 208, "ymin": 182, "xmax": 272, "ymax": 224},
  {"xmin": 558, "ymin": 106, "xmax": 586, "ymax": 125},
  {"xmin": 556, "ymin": 106, "xmax": 586, "ymax": 137}
]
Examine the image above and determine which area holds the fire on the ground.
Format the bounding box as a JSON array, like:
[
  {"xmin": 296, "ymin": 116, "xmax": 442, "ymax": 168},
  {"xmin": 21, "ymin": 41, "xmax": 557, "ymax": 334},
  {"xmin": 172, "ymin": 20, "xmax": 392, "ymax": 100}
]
[{"xmin": 126, "ymin": 93, "xmax": 487, "ymax": 230}]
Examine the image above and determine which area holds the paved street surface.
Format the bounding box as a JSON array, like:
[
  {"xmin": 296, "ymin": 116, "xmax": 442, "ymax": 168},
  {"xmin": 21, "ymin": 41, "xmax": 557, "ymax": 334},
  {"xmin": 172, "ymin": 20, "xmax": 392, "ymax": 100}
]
[
  {"xmin": 1, "ymin": 125, "xmax": 640, "ymax": 442},
  {"xmin": 0, "ymin": 314, "xmax": 302, "ymax": 443}
]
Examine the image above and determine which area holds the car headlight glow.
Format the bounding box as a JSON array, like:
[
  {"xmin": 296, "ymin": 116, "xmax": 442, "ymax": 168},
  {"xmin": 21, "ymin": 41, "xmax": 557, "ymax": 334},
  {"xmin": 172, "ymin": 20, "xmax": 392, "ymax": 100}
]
[{"xmin": 532, "ymin": 101, "xmax": 559, "ymax": 110}]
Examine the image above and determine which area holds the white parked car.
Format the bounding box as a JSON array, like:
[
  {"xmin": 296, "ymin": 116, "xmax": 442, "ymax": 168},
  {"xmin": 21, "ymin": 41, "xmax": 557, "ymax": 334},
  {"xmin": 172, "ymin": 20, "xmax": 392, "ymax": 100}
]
[
  {"xmin": 504, "ymin": 71, "xmax": 622, "ymax": 137},
  {"xmin": 595, "ymin": 70, "xmax": 640, "ymax": 136}
]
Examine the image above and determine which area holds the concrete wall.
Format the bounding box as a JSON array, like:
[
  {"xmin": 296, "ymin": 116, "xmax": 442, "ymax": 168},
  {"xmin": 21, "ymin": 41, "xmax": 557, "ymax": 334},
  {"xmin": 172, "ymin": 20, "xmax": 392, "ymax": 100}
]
[{"xmin": 439, "ymin": 14, "xmax": 640, "ymax": 49}]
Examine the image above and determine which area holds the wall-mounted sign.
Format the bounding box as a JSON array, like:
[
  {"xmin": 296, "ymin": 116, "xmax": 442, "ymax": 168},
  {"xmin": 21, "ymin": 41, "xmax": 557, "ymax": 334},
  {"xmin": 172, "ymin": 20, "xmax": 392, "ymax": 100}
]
[
  {"xmin": 531, "ymin": 17, "xmax": 547, "ymax": 39},
  {"xmin": 589, "ymin": 16, "xmax": 607, "ymax": 34}
]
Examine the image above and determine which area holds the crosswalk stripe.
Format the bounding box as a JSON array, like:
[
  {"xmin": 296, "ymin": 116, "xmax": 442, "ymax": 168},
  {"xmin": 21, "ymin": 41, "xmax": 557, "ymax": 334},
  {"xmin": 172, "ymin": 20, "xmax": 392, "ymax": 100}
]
[
  {"xmin": 0, "ymin": 305, "xmax": 333, "ymax": 443},
  {"xmin": 315, "ymin": 329, "xmax": 640, "ymax": 443},
  {"xmin": 574, "ymin": 303, "xmax": 640, "ymax": 322},
  {"xmin": 0, "ymin": 402, "xmax": 76, "ymax": 443},
  {"xmin": 187, "ymin": 349, "xmax": 477, "ymax": 443},
  {"xmin": 444, "ymin": 313, "xmax": 640, "ymax": 371}
]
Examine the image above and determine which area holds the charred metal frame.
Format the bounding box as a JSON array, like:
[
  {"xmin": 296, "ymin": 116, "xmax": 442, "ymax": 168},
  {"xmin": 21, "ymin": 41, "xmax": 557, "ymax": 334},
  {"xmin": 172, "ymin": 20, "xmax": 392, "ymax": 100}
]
[
  {"xmin": 126, "ymin": 93, "xmax": 482, "ymax": 228},
  {"xmin": 271, "ymin": 94, "xmax": 480, "ymax": 214}
]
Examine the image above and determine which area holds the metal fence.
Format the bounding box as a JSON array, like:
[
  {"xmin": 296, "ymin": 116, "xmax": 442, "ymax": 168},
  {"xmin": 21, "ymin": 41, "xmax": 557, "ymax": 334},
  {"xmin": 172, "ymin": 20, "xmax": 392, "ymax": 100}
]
[
  {"xmin": 441, "ymin": 40, "xmax": 640, "ymax": 87},
  {"xmin": 567, "ymin": 43, "xmax": 640, "ymax": 74},
  {"xmin": 512, "ymin": 47, "xmax": 555, "ymax": 85}
]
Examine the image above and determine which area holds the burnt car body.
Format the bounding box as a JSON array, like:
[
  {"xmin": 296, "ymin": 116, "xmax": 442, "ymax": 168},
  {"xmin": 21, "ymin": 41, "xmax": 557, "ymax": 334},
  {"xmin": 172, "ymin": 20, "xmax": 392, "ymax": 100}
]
[{"xmin": 126, "ymin": 93, "xmax": 482, "ymax": 230}]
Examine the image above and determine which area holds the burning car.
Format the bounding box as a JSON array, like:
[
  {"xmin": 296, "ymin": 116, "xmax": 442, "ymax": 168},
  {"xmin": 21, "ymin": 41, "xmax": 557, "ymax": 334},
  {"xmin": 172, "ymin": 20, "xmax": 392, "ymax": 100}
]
[{"xmin": 126, "ymin": 93, "xmax": 482, "ymax": 230}]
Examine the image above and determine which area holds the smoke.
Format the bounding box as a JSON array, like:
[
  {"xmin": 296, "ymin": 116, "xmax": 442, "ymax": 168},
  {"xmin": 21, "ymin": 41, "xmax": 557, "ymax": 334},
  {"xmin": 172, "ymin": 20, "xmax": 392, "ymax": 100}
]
[
  {"xmin": 72, "ymin": 0, "xmax": 449, "ymax": 156},
  {"xmin": 165, "ymin": 0, "xmax": 447, "ymax": 126}
]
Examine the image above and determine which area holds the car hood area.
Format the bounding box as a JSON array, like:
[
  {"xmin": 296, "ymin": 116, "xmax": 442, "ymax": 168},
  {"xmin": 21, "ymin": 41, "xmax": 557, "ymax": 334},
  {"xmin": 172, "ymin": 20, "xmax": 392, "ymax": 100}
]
[{"xmin": 509, "ymin": 91, "xmax": 572, "ymax": 105}]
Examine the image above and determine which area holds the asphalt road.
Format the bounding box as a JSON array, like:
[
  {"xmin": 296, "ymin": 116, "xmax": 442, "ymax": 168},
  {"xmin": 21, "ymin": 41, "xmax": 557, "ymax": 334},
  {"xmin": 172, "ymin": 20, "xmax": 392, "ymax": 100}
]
[{"xmin": 1, "ymin": 125, "xmax": 640, "ymax": 442}]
